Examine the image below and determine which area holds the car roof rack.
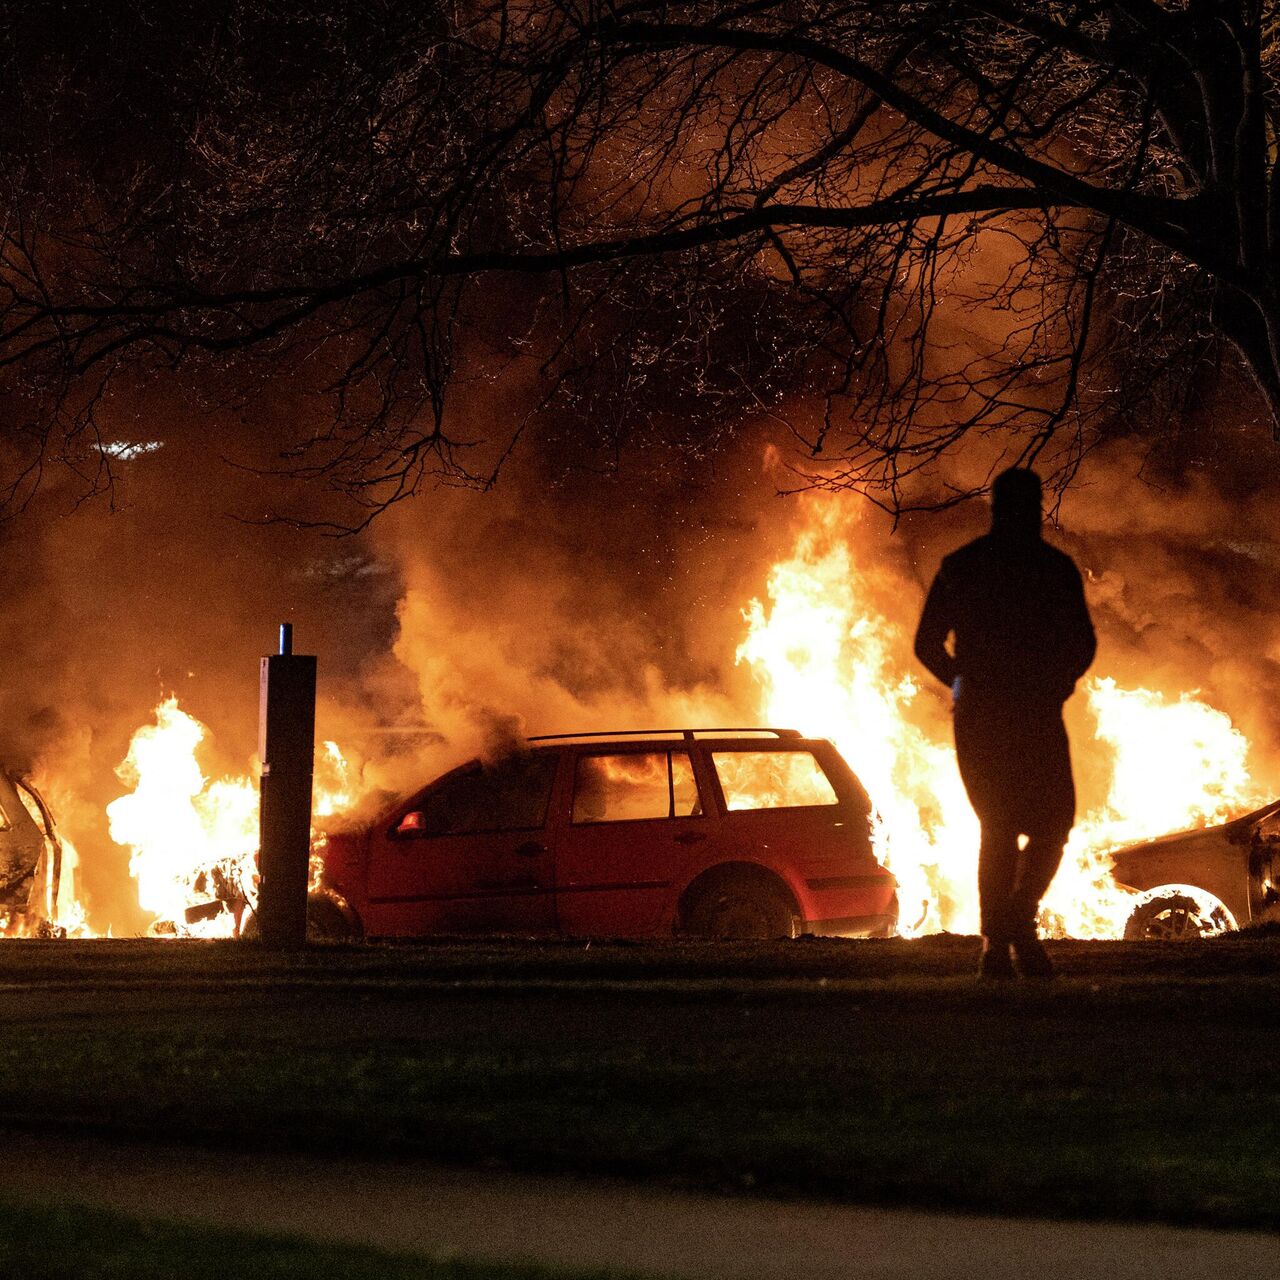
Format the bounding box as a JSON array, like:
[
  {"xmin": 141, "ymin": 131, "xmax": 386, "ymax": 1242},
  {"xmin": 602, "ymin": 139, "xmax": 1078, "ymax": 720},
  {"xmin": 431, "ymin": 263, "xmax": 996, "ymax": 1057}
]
[{"xmin": 527, "ymin": 728, "xmax": 803, "ymax": 742}]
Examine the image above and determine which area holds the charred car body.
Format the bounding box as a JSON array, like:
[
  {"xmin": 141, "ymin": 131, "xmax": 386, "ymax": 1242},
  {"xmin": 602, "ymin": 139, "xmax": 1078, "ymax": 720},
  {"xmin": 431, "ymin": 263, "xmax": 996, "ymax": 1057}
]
[
  {"xmin": 1111, "ymin": 800, "xmax": 1280, "ymax": 939},
  {"xmin": 316, "ymin": 728, "xmax": 899, "ymax": 941},
  {"xmin": 0, "ymin": 770, "xmax": 67, "ymax": 936}
]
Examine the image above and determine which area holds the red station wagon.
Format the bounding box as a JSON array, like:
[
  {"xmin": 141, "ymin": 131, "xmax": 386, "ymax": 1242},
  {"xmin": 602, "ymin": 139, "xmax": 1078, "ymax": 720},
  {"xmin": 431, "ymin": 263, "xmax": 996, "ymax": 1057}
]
[{"xmin": 316, "ymin": 729, "xmax": 899, "ymax": 940}]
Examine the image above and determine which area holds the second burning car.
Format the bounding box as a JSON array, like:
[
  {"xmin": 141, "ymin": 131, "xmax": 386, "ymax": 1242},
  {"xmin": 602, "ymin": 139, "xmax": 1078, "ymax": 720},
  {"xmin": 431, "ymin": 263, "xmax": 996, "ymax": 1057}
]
[
  {"xmin": 1110, "ymin": 799, "xmax": 1280, "ymax": 939},
  {"xmin": 317, "ymin": 728, "xmax": 898, "ymax": 940}
]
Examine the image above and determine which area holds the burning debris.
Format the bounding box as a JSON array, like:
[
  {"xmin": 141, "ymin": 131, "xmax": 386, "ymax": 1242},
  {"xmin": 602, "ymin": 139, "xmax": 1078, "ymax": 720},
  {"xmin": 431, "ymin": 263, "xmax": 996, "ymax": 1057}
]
[
  {"xmin": 97, "ymin": 698, "xmax": 360, "ymax": 938},
  {"xmin": 105, "ymin": 699, "xmax": 260, "ymax": 937}
]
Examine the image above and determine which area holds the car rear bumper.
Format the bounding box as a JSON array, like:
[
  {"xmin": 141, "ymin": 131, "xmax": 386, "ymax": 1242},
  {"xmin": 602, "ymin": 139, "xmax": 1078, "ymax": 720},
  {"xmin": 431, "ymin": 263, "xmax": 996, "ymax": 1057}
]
[
  {"xmin": 799, "ymin": 874, "xmax": 898, "ymax": 937},
  {"xmin": 805, "ymin": 909, "xmax": 898, "ymax": 938}
]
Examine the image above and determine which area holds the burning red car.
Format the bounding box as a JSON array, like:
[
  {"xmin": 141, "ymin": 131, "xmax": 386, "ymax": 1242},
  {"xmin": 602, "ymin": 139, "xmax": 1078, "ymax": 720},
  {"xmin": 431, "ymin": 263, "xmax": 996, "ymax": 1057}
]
[{"xmin": 316, "ymin": 729, "xmax": 898, "ymax": 940}]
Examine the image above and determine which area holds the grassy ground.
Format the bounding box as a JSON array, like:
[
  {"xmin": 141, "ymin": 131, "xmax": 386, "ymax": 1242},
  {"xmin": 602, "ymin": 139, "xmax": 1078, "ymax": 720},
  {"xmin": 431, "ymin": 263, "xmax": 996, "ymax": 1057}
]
[
  {"xmin": 0, "ymin": 1198, "xmax": 626, "ymax": 1280},
  {"xmin": 0, "ymin": 935, "xmax": 1275, "ymax": 1230}
]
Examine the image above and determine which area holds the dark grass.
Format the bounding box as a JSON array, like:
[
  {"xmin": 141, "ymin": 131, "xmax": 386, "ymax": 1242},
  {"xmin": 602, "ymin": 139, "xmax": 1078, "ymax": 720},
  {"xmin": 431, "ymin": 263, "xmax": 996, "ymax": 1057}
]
[
  {"xmin": 0, "ymin": 935, "xmax": 1276, "ymax": 1230},
  {"xmin": 0, "ymin": 1198, "xmax": 630, "ymax": 1280},
  {"xmin": 3, "ymin": 930, "xmax": 1279, "ymax": 984}
]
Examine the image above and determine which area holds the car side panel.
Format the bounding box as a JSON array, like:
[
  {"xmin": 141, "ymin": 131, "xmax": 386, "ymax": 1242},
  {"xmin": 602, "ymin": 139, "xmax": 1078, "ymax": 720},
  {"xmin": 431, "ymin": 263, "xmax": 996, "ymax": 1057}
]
[
  {"xmin": 361, "ymin": 753, "xmax": 564, "ymax": 936},
  {"xmin": 553, "ymin": 746, "xmax": 714, "ymax": 936},
  {"xmin": 1110, "ymin": 830, "xmax": 1252, "ymax": 926},
  {"xmin": 710, "ymin": 807, "xmax": 895, "ymax": 924},
  {"xmin": 555, "ymin": 817, "xmax": 711, "ymax": 935},
  {"xmin": 696, "ymin": 740, "xmax": 896, "ymax": 931},
  {"xmin": 314, "ymin": 828, "xmax": 371, "ymax": 922},
  {"xmin": 362, "ymin": 827, "xmax": 554, "ymax": 935}
]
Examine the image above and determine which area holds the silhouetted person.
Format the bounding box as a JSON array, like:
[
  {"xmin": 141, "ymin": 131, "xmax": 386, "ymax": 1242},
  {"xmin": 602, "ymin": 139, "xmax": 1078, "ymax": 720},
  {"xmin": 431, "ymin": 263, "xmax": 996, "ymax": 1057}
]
[{"xmin": 914, "ymin": 468, "xmax": 1096, "ymax": 979}]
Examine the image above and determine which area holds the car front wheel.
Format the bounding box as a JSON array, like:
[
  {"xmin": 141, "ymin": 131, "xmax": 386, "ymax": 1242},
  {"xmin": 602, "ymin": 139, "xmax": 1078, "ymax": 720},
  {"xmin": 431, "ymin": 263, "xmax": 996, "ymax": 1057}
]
[
  {"xmin": 238, "ymin": 892, "xmax": 363, "ymax": 942},
  {"xmin": 1123, "ymin": 891, "xmax": 1234, "ymax": 941}
]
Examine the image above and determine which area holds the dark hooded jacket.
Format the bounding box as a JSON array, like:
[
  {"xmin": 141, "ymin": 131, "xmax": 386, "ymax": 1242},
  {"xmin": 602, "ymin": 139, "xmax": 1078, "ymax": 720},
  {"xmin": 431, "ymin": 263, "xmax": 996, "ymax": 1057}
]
[
  {"xmin": 914, "ymin": 523, "xmax": 1096, "ymax": 835},
  {"xmin": 914, "ymin": 531, "xmax": 1096, "ymax": 707}
]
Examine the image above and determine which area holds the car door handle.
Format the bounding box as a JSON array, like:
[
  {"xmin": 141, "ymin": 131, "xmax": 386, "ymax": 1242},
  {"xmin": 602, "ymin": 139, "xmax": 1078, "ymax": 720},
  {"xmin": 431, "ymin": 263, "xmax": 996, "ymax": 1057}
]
[
  {"xmin": 514, "ymin": 841, "xmax": 546, "ymax": 858},
  {"xmin": 674, "ymin": 831, "xmax": 707, "ymax": 845}
]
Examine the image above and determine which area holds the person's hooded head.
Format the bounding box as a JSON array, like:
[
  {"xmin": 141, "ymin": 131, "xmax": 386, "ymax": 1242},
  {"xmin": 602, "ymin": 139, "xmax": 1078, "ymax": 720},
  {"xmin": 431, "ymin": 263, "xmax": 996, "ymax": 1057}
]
[{"xmin": 990, "ymin": 467, "xmax": 1042, "ymax": 542}]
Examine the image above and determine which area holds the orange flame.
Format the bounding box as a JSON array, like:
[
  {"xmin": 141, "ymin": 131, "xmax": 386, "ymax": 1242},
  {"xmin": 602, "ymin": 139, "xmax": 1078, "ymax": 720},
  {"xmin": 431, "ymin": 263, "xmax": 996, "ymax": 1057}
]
[
  {"xmin": 740, "ymin": 497, "xmax": 1267, "ymax": 938},
  {"xmin": 105, "ymin": 697, "xmax": 359, "ymax": 936},
  {"xmin": 105, "ymin": 699, "xmax": 258, "ymax": 936}
]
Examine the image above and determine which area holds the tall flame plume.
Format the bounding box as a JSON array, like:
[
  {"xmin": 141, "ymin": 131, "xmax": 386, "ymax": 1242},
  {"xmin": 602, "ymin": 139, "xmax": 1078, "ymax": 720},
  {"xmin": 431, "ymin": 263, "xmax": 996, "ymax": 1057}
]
[{"xmin": 738, "ymin": 498, "xmax": 1268, "ymax": 938}]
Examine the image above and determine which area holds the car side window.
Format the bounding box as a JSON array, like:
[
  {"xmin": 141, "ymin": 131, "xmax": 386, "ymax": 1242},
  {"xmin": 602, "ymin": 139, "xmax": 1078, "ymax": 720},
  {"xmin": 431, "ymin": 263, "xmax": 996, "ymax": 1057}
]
[
  {"xmin": 409, "ymin": 753, "xmax": 558, "ymax": 837},
  {"xmin": 572, "ymin": 751, "xmax": 701, "ymax": 824},
  {"xmin": 711, "ymin": 750, "xmax": 838, "ymax": 811}
]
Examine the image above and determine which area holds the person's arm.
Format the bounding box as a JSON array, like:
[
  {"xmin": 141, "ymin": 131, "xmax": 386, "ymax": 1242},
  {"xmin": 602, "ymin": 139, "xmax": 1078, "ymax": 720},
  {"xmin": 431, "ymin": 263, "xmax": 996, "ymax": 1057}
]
[
  {"xmin": 914, "ymin": 568, "xmax": 958, "ymax": 690},
  {"xmin": 1063, "ymin": 562, "xmax": 1097, "ymax": 685}
]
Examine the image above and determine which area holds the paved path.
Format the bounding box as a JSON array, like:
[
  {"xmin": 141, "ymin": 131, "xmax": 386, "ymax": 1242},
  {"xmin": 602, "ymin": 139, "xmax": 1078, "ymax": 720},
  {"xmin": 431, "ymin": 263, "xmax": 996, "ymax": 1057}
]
[{"xmin": 0, "ymin": 1130, "xmax": 1272, "ymax": 1279}]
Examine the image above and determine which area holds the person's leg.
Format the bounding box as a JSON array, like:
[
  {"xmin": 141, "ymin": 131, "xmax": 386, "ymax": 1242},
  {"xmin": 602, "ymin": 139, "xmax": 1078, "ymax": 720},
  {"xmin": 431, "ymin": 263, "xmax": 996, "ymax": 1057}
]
[
  {"xmin": 955, "ymin": 698, "xmax": 1021, "ymax": 978},
  {"xmin": 977, "ymin": 821, "xmax": 1018, "ymax": 978},
  {"xmin": 1007, "ymin": 831, "xmax": 1068, "ymax": 977}
]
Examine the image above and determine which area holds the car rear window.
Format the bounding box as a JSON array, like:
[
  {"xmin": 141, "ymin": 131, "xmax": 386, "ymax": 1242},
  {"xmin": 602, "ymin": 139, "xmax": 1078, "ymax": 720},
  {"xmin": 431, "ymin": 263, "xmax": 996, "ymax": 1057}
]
[
  {"xmin": 572, "ymin": 751, "xmax": 700, "ymax": 823},
  {"xmin": 711, "ymin": 749, "xmax": 838, "ymax": 811}
]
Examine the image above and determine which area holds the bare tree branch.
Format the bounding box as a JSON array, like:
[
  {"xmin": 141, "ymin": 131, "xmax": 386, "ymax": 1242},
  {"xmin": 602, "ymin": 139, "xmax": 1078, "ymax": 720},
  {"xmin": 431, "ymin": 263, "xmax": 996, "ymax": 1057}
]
[{"xmin": 0, "ymin": 1, "xmax": 1276, "ymax": 521}]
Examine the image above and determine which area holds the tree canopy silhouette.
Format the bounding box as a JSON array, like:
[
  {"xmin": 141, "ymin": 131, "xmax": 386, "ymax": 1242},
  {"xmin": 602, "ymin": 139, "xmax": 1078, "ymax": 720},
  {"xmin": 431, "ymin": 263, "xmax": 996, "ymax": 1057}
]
[{"xmin": 0, "ymin": 1, "xmax": 1275, "ymax": 520}]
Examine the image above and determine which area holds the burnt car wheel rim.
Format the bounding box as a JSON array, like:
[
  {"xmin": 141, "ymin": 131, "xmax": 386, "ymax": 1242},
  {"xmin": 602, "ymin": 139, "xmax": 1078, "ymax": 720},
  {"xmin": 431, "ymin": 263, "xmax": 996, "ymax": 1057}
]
[{"xmin": 1145, "ymin": 904, "xmax": 1228, "ymax": 940}]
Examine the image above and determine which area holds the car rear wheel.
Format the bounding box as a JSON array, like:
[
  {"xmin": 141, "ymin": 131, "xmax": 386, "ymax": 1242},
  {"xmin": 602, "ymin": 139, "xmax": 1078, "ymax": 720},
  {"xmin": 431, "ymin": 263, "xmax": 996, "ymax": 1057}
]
[
  {"xmin": 1123, "ymin": 892, "xmax": 1233, "ymax": 941},
  {"xmin": 681, "ymin": 878, "xmax": 798, "ymax": 940}
]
